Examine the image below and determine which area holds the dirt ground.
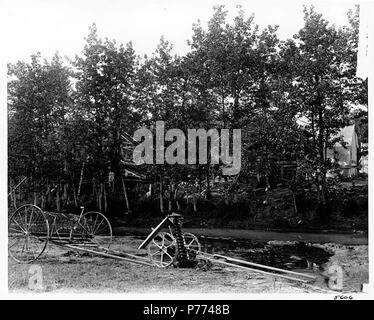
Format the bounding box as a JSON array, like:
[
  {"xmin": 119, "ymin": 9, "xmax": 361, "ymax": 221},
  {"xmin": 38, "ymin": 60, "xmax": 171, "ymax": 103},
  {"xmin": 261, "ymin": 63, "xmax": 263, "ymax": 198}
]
[
  {"xmin": 320, "ymin": 243, "xmax": 369, "ymax": 292},
  {"xmin": 8, "ymin": 235, "xmax": 368, "ymax": 294}
]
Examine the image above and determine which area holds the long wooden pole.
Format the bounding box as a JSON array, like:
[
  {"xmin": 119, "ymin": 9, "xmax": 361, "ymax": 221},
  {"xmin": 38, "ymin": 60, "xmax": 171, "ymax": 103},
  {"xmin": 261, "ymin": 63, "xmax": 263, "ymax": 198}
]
[
  {"xmin": 51, "ymin": 242, "xmax": 153, "ymax": 267},
  {"xmin": 96, "ymin": 245, "xmax": 151, "ymax": 262},
  {"xmin": 198, "ymin": 254, "xmax": 310, "ymax": 283},
  {"xmin": 8, "ymin": 177, "xmax": 27, "ymax": 197},
  {"xmin": 197, "ymin": 251, "xmax": 316, "ymax": 280}
]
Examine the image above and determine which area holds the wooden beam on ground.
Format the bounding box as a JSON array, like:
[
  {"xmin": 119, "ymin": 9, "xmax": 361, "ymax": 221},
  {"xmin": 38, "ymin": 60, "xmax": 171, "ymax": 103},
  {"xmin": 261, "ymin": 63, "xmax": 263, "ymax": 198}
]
[
  {"xmin": 198, "ymin": 254, "xmax": 310, "ymax": 283},
  {"xmin": 51, "ymin": 241, "xmax": 153, "ymax": 267},
  {"xmin": 201, "ymin": 252, "xmax": 316, "ymax": 280}
]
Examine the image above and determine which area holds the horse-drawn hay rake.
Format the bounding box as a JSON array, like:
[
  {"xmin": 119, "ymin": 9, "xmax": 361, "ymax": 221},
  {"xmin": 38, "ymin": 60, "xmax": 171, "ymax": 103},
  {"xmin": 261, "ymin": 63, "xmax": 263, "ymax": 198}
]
[
  {"xmin": 8, "ymin": 204, "xmax": 113, "ymax": 263},
  {"xmin": 8, "ymin": 204, "xmax": 201, "ymax": 268},
  {"xmin": 8, "ymin": 204, "xmax": 317, "ymax": 284}
]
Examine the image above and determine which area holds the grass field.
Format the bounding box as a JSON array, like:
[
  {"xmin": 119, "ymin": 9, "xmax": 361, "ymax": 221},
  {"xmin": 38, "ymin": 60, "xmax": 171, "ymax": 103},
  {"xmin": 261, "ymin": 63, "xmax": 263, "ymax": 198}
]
[{"xmin": 8, "ymin": 236, "xmax": 368, "ymax": 294}]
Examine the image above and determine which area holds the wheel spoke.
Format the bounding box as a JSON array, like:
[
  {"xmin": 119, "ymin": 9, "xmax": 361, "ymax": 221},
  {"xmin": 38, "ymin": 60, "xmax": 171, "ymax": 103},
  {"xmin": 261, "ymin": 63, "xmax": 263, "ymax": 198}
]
[
  {"xmin": 163, "ymin": 250, "xmax": 173, "ymax": 260},
  {"xmin": 13, "ymin": 218, "xmax": 25, "ymax": 233},
  {"xmin": 182, "ymin": 233, "xmax": 201, "ymax": 259},
  {"xmin": 20, "ymin": 240, "xmax": 26, "ymax": 254},
  {"xmin": 187, "ymin": 239, "xmax": 195, "ymax": 247},
  {"xmin": 9, "ymin": 237, "xmax": 22, "ymax": 248},
  {"xmin": 28, "ymin": 208, "xmax": 34, "ymax": 230},
  {"xmin": 30, "ymin": 240, "xmax": 42, "ymax": 258},
  {"xmin": 150, "ymin": 250, "xmax": 162, "ymax": 256},
  {"xmin": 29, "ymin": 209, "xmax": 41, "ymax": 231},
  {"xmin": 92, "ymin": 214, "xmax": 99, "ymax": 231},
  {"xmin": 152, "ymin": 240, "xmax": 163, "ymax": 250},
  {"xmin": 9, "ymin": 227, "xmax": 24, "ymax": 234},
  {"xmin": 159, "ymin": 247, "xmax": 169, "ymax": 254},
  {"xmin": 76, "ymin": 221, "xmax": 91, "ymax": 235},
  {"xmin": 93, "ymin": 218, "xmax": 105, "ymax": 235},
  {"xmin": 27, "ymin": 241, "xmax": 37, "ymax": 259},
  {"xmin": 24, "ymin": 207, "xmax": 30, "ymax": 231},
  {"xmin": 164, "ymin": 242, "xmax": 175, "ymax": 249},
  {"xmin": 95, "ymin": 222, "xmax": 110, "ymax": 235}
]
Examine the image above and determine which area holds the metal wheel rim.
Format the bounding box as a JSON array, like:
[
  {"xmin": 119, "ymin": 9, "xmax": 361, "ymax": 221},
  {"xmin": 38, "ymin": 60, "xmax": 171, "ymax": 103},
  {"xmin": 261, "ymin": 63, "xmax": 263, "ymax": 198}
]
[
  {"xmin": 147, "ymin": 232, "xmax": 176, "ymax": 268},
  {"xmin": 72, "ymin": 211, "xmax": 113, "ymax": 248},
  {"xmin": 183, "ymin": 232, "xmax": 201, "ymax": 259},
  {"xmin": 8, "ymin": 204, "xmax": 49, "ymax": 263}
]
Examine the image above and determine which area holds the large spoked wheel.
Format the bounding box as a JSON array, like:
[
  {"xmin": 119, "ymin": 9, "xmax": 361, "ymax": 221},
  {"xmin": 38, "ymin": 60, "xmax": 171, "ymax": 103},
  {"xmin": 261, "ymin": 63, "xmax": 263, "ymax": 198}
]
[
  {"xmin": 147, "ymin": 232, "xmax": 176, "ymax": 268},
  {"xmin": 71, "ymin": 211, "xmax": 113, "ymax": 249},
  {"xmin": 183, "ymin": 232, "xmax": 201, "ymax": 260},
  {"xmin": 8, "ymin": 204, "xmax": 49, "ymax": 263}
]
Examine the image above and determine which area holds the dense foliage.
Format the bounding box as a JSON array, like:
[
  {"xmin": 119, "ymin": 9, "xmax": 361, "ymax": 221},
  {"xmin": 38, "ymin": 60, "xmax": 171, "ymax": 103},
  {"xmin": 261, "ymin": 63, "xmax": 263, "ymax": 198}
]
[{"xmin": 8, "ymin": 5, "xmax": 367, "ymax": 224}]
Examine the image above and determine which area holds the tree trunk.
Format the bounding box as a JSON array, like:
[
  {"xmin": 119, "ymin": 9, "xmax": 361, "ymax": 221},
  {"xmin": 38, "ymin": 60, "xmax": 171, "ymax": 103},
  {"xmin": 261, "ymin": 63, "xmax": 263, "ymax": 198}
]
[
  {"xmin": 206, "ymin": 165, "xmax": 211, "ymax": 199},
  {"xmin": 316, "ymin": 92, "xmax": 328, "ymax": 221},
  {"xmin": 13, "ymin": 188, "xmax": 17, "ymax": 209},
  {"xmin": 72, "ymin": 181, "xmax": 78, "ymax": 207},
  {"xmin": 292, "ymin": 192, "xmax": 298, "ymax": 215},
  {"xmin": 103, "ymin": 183, "xmax": 107, "ymax": 213},
  {"xmin": 159, "ymin": 175, "xmax": 164, "ymax": 213},
  {"xmin": 9, "ymin": 178, "xmax": 13, "ymax": 207},
  {"xmin": 46, "ymin": 185, "xmax": 50, "ymax": 205},
  {"xmin": 63, "ymin": 159, "xmax": 68, "ymax": 203},
  {"xmin": 224, "ymin": 194, "xmax": 230, "ymax": 206},
  {"xmin": 63, "ymin": 183, "xmax": 68, "ymax": 204},
  {"xmin": 93, "ymin": 179, "xmax": 99, "ymax": 208},
  {"xmin": 56, "ymin": 186, "xmax": 61, "ymax": 212},
  {"xmin": 18, "ymin": 185, "xmax": 22, "ymax": 205},
  {"xmin": 148, "ymin": 184, "xmax": 152, "ymax": 198},
  {"xmin": 168, "ymin": 183, "xmax": 176, "ymax": 211},
  {"xmin": 33, "ymin": 191, "xmax": 37, "ymax": 206},
  {"xmin": 173, "ymin": 186, "xmax": 179, "ymax": 212},
  {"xmin": 10, "ymin": 179, "xmax": 17, "ymax": 209},
  {"xmin": 121, "ymin": 178, "xmax": 130, "ymax": 214},
  {"xmin": 315, "ymin": 170, "xmax": 328, "ymax": 221},
  {"xmin": 98, "ymin": 183, "xmax": 103, "ymax": 212},
  {"xmin": 77, "ymin": 161, "xmax": 85, "ymax": 200},
  {"xmin": 198, "ymin": 167, "xmax": 202, "ymax": 192},
  {"xmin": 192, "ymin": 194, "xmax": 197, "ymax": 213},
  {"xmin": 41, "ymin": 194, "xmax": 45, "ymax": 210}
]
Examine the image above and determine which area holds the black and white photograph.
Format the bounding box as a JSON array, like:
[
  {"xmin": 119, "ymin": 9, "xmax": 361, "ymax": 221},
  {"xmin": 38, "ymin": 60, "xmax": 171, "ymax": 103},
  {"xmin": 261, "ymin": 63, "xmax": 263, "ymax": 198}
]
[{"xmin": 2, "ymin": 0, "xmax": 372, "ymax": 299}]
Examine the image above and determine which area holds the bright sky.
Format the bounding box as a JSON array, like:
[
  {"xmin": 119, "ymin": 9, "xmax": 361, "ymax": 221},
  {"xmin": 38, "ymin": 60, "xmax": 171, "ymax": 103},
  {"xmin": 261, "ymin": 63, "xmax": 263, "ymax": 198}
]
[{"xmin": 1, "ymin": 0, "xmax": 362, "ymax": 63}]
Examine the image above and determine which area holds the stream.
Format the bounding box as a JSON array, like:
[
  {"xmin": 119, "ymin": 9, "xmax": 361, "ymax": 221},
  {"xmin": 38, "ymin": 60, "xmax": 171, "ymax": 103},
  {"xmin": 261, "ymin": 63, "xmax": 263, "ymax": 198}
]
[{"xmin": 199, "ymin": 236, "xmax": 333, "ymax": 271}]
